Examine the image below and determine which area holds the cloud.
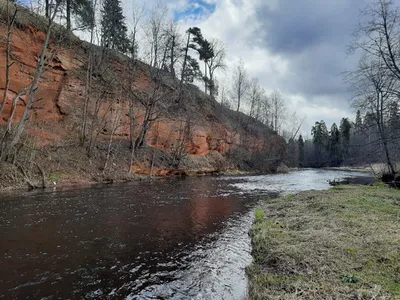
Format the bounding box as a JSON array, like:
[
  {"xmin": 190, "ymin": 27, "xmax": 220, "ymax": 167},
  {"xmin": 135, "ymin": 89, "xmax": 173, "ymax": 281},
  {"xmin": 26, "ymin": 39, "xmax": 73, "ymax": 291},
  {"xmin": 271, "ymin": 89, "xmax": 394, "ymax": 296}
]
[
  {"xmin": 119, "ymin": 0, "xmax": 371, "ymax": 134},
  {"xmin": 175, "ymin": 0, "xmax": 371, "ymax": 133}
]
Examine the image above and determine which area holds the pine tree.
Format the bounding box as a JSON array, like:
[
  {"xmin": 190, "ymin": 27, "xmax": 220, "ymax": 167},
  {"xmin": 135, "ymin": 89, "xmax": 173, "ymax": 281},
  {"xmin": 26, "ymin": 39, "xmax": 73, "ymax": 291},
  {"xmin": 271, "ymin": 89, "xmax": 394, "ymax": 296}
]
[
  {"xmin": 58, "ymin": 0, "xmax": 95, "ymax": 31},
  {"xmin": 187, "ymin": 28, "xmax": 216, "ymax": 94},
  {"xmin": 182, "ymin": 56, "xmax": 202, "ymax": 83},
  {"xmin": 287, "ymin": 138, "xmax": 299, "ymax": 167},
  {"xmin": 340, "ymin": 118, "xmax": 351, "ymax": 159},
  {"xmin": 311, "ymin": 121, "xmax": 329, "ymax": 165},
  {"xmin": 329, "ymin": 123, "xmax": 342, "ymax": 166},
  {"xmin": 311, "ymin": 121, "xmax": 329, "ymax": 150},
  {"xmin": 298, "ymin": 135, "xmax": 305, "ymax": 167},
  {"xmin": 101, "ymin": 0, "xmax": 129, "ymax": 53}
]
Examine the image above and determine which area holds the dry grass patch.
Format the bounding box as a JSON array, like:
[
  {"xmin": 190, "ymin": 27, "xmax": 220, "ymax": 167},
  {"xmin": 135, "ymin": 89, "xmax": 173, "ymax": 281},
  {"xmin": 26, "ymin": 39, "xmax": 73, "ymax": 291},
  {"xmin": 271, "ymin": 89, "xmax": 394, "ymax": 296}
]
[{"xmin": 248, "ymin": 185, "xmax": 400, "ymax": 299}]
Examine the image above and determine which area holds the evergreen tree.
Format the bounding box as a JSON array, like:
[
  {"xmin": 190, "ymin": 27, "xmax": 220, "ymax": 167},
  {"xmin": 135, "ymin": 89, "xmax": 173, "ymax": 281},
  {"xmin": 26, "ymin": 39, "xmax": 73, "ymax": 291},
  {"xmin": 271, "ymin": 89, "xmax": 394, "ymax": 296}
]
[
  {"xmin": 340, "ymin": 118, "xmax": 351, "ymax": 160},
  {"xmin": 312, "ymin": 121, "xmax": 329, "ymax": 149},
  {"xmin": 329, "ymin": 123, "xmax": 341, "ymax": 166},
  {"xmin": 187, "ymin": 28, "xmax": 215, "ymax": 94},
  {"xmin": 198, "ymin": 39, "xmax": 213, "ymax": 94},
  {"xmin": 311, "ymin": 121, "xmax": 329, "ymax": 166},
  {"xmin": 178, "ymin": 27, "xmax": 203, "ymax": 103},
  {"xmin": 182, "ymin": 56, "xmax": 202, "ymax": 83},
  {"xmin": 298, "ymin": 135, "xmax": 305, "ymax": 167},
  {"xmin": 363, "ymin": 112, "xmax": 375, "ymax": 132},
  {"xmin": 287, "ymin": 138, "xmax": 299, "ymax": 167},
  {"xmin": 65, "ymin": 0, "xmax": 94, "ymax": 31},
  {"xmin": 101, "ymin": 0, "xmax": 129, "ymax": 52}
]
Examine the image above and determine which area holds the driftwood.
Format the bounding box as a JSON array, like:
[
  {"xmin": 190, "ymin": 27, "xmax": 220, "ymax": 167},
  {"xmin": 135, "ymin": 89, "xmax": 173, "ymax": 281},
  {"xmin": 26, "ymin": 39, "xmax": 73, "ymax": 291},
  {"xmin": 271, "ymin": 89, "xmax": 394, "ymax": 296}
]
[{"xmin": 16, "ymin": 162, "xmax": 46, "ymax": 190}]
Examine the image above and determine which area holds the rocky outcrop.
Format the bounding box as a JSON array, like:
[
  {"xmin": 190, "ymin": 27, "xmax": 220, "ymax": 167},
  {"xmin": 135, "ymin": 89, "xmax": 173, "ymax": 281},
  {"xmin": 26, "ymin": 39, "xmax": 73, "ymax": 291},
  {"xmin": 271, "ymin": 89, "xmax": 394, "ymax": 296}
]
[{"xmin": 0, "ymin": 10, "xmax": 286, "ymax": 185}]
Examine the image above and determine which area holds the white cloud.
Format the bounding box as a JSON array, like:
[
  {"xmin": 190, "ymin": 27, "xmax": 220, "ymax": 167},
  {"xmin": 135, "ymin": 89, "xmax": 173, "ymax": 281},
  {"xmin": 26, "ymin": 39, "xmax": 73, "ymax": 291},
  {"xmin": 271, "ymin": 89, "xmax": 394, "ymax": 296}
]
[{"xmin": 119, "ymin": 0, "xmax": 364, "ymax": 135}]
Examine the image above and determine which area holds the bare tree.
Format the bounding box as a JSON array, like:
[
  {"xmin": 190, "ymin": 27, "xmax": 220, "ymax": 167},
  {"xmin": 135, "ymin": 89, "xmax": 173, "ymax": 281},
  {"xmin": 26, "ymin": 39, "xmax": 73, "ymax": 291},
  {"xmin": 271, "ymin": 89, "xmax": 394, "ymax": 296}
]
[
  {"xmin": 270, "ymin": 90, "xmax": 285, "ymax": 133},
  {"xmin": 85, "ymin": 56, "xmax": 121, "ymax": 157},
  {"xmin": 0, "ymin": 0, "xmax": 63, "ymax": 161},
  {"xmin": 126, "ymin": 1, "xmax": 145, "ymax": 172},
  {"xmin": 0, "ymin": 0, "xmax": 18, "ymax": 117},
  {"xmin": 347, "ymin": 56, "xmax": 398, "ymax": 174},
  {"xmin": 219, "ymin": 82, "xmax": 229, "ymax": 107},
  {"xmin": 146, "ymin": 3, "xmax": 168, "ymax": 69},
  {"xmin": 352, "ymin": 0, "xmax": 400, "ymax": 88},
  {"xmin": 103, "ymin": 101, "xmax": 122, "ymax": 173},
  {"xmin": 133, "ymin": 40, "xmax": 174, "ymax": 151},
  {"xmin": 282, "ymin": 112, "xmax": 306, "ymax": 141},
  {"xmin": 163, "ymin": 21, "xmax": 183, "ymax": 78},
  {"xmin": 231, "ymin": 59, "xmax": 249, "ymax": 112},
  {"xmin": 347, "ymin": 0, "xmax": 400, "ymax": 174},
  {"xmin": 171, "ymin": 117, "xmax": 191, "ymax": 168},
  {"xmin": 248, "ymin": 77, "xmax": 263, "ymax": 118},
  {"xmin": 258, "ymin": 94, "xmax": 271, "ymax": 126},
  {"xmin": 206, "ymin": 38, "xmax": 226, "ymax": 98},
  {"xmin": 80, "ymin": 0, "xmax": 97, "ymax": 145}
]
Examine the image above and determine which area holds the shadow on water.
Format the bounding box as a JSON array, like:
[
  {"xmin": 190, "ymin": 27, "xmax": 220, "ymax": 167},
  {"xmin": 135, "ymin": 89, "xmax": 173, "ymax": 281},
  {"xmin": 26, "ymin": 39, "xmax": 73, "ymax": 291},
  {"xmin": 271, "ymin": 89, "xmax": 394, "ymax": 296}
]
[{"xmin": 0, "ymin": 169, "xmax": 373, "ymax": 299}]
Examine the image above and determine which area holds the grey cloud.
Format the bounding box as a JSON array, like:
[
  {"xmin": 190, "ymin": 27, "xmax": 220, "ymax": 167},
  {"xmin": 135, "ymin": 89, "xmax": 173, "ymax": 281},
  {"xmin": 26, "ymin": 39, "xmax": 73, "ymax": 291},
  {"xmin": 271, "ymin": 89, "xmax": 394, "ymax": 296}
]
[
  {"xmin": 255, "ymin": 1, "xmax": 366, "ymax": 55},
  {"xmin": 250, "ymin": 0, "xmax": 369, "ymax": 110}
]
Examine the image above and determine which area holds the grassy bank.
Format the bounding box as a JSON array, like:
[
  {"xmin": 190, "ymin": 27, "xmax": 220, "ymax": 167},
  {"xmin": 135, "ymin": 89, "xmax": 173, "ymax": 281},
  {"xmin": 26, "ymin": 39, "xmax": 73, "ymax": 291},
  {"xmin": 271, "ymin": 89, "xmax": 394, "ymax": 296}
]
[{"xmin": 248, "ymin": 185, "xmax": 400, "ymax": 299}]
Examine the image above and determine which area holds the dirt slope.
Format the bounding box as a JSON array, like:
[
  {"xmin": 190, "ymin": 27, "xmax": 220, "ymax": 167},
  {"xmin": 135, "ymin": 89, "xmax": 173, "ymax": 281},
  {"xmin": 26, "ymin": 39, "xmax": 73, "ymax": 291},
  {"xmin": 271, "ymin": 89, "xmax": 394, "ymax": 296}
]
[{"xmin": 0, "ymin": 6, "xmax": 286, "ymax": 189}]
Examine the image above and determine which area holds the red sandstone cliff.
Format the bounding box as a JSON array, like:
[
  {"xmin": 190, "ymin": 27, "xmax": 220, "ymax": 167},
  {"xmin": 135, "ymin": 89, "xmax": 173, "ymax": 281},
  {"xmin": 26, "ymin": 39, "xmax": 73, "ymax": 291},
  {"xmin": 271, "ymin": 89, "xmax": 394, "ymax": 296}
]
[{"xmin": 0, "ymin": 7, "xmax": 286, "ymax": 189}]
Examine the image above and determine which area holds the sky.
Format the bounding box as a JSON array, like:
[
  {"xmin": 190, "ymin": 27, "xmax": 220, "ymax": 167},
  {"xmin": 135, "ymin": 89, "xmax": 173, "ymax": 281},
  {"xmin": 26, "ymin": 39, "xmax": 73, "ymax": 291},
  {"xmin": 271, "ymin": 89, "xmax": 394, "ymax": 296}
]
[
  {"xmin": 121, "ymin": 0, "xmax": 371, "ymax": 136},
  {"xmin": 21, "ymin": 0, "xmax": 371, "ymax": 136}
]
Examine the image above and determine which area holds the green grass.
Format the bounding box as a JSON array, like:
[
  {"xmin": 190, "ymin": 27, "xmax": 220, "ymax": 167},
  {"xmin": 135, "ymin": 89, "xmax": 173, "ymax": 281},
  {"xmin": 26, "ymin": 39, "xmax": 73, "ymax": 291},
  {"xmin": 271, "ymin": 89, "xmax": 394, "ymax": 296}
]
[
  {"xmin": 254, "ymin": 207, "xmax": 265, "ymax": 223},
  {"xmin": 247, "ymin": 185, "xmax": 400, "ymax": 299}
]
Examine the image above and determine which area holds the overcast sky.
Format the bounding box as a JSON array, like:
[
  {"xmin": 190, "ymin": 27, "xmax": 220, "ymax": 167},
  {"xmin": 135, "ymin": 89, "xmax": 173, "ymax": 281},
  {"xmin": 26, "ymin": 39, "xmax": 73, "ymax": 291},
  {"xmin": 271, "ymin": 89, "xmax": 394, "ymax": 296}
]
[
  {"xmin": 25, "ymin": 0, "xmax": 372, "ymax": 136},
  {"xmin": 121, "ymin": 0, "xmax": 371, "ymax": 136}
]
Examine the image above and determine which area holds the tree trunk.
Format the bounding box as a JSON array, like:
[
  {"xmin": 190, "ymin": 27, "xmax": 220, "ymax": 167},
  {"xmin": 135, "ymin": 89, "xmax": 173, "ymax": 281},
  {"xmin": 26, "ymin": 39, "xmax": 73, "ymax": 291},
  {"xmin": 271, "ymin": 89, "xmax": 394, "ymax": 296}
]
[
  {"xmin": 208, "ymin": 67, "xmax": 214, "ymax": 99},
  {"xmin": 104, "ymin": 104, "xmax": 121, "ymax": 173},
  {"xmin": 45, "ymin": 0, "xmax": 50, "ymax": 18},
  {"xmin": 1, "ymin": 8, "xmax": 58, "ymax": 159},
  {"xmin": 376, "ymin": 93, "xmax": 396, "ymax": 175},
  {"xmin": 81, "ymin": 20, "xmax": 95, "ymax": 145},
  {"xmin": 0, "ymin": 2, "xmax": 17, "ymax": 116},
  {"xmin": 170, "ymin": 35, "xmax": 175, "ymax": 77},
  {"xmin": 236, "ymin": 85, "xmax": 241, "ymax": 112},
  {"xmin": 204, "ymin": 62, "xmax": 207, "ymax": 94},
  {"xmin": 178, "ymin": 31, "xmax": 191, "ymax": 103},
  {"xmin": 66, "ymin": 0, "xmax": 71, "ymax": 31}
]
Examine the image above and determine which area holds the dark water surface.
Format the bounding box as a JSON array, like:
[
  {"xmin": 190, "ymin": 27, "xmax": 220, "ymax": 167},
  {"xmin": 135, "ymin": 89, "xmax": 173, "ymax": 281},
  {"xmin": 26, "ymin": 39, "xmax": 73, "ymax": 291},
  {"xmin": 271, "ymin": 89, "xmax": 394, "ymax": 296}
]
[{"xmin": 0, "ymin": 169, "xmax": 372, "ymax": 299}]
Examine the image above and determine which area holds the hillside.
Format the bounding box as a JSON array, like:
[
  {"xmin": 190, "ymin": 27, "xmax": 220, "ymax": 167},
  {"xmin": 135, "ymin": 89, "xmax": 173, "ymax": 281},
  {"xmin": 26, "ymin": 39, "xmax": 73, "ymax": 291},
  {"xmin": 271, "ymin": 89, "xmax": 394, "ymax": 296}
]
[{"xmin": 0, "ymin": 3, "xmax": 286, "ymax": 190}]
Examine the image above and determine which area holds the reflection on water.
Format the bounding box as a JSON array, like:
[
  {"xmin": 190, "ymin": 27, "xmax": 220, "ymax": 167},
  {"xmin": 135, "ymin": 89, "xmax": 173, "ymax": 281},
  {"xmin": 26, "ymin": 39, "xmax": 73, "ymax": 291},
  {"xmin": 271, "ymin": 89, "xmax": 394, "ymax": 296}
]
[{"xmin": 0, "ymin": 169, "xmax": 372, "ymax": 299}]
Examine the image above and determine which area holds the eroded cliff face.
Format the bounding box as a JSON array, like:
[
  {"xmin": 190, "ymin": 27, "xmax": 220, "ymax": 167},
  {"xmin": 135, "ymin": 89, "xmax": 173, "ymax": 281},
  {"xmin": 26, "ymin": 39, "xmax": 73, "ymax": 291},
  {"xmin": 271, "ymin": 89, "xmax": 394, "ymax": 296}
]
[{"xmin": 0, "ymin": 19, "xmax": 286, "ymax": 180}]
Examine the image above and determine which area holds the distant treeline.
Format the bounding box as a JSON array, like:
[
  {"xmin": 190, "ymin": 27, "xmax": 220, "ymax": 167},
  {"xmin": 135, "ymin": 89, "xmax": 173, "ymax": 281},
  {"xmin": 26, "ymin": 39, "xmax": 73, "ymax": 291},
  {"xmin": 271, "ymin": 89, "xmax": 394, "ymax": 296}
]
[{"xmin": 286, "ymin": 108, "xmax": 400, "ymax": 170}]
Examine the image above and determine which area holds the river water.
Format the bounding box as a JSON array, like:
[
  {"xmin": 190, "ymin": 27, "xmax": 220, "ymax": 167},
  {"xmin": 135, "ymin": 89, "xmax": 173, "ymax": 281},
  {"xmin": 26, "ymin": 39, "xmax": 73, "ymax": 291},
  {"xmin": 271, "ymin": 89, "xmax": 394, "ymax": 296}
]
[{"xmin": 0, "ymin": 169, "xmax": 372, "ymax": 299}]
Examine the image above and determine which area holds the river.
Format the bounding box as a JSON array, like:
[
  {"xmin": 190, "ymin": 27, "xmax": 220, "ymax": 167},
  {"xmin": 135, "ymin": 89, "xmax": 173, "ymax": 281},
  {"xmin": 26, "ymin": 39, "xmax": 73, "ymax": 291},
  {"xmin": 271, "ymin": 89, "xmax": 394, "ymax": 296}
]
[{"xmin": 0, "ymin": 169, "xmax": 372, "ymax": 299}]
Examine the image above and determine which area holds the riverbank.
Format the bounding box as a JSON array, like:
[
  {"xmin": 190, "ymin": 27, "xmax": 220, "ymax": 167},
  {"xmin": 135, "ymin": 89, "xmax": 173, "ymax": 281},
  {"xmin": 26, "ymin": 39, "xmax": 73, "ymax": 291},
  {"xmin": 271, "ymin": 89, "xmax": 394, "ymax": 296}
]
[
  {"xmin": 248, "ymin": 185, "xmax": 400, "ymax": 299},
  {"xmin": 325, "ymin": 163, "xmax": 400, "ymax": 177},
  {"xmin": 0, "ymin": 142, "xmax": 266, "ymax": 194},
  {"xmin": 0, "ymin": 142, "xmax": 231, "ymax": 192}
]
